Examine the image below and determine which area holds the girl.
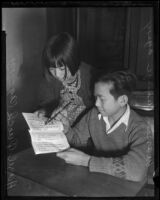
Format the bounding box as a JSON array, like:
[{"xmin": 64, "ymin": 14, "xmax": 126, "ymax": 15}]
[{"xmin": 35, "ymin": 32, "xmax": 94, "ymax": 128}]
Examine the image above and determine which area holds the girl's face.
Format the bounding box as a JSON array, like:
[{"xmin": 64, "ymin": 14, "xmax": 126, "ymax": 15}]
[{"xmin": 49, "ymin": 62, "xmax": 72, "ymax": 81}]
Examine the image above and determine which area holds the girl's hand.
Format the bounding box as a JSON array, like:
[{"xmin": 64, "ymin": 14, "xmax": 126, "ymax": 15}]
[
  {"xmin": 54, "ymin": 110, "xmax": 70, "ymax": 134},
  {"xmin": 34, "ymin": 109, "xmax": 46, "ymax": 119},
  {"xmin": 48, "ymin": 109, "xmax": 70, "ymax": 133}
]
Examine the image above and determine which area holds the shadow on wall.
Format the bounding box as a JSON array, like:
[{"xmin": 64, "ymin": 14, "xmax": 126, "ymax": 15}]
[
  {"xmin": 16, "ymin": 9, "xmax": 46, "ymax": 113},
  {"xmin": 7, "ymin": 9, "xmax": 46, "ymax": 153}
]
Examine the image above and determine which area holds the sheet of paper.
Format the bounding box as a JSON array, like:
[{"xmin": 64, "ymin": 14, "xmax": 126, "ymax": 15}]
[
  {"xmin": 29, "ymin": 130, "xmax": 70, "ymax": 154},
  {"xmin": 22, "ymin": 113, "xmax": 63, "ymax": 132}
]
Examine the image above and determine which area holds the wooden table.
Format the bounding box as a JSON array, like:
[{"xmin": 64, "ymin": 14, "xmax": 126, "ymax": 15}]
[{"xmin": 7, "ymin": 148, "xmax": 145, "ymax": 197}]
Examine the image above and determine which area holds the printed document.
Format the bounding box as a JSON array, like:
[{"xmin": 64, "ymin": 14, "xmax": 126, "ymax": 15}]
[{"xmin": 22, "ymin": 112, "xmax": 70, "ymax": 154}]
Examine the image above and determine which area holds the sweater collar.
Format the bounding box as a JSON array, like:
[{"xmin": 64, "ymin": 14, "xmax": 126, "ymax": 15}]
[{"xmin": 98, "ymin": 104, "xmax": 130, "ymax": 134}]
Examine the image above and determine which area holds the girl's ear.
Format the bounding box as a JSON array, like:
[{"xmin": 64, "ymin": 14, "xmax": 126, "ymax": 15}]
[{"xmin": 118, "ymin": 95, "xmax": 128, "ymax": 107}]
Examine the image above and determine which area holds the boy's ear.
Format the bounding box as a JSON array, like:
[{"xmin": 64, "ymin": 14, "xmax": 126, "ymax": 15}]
[{"xmin": 118, "ymin": 95, "xmax": 128, "ymax": 106}]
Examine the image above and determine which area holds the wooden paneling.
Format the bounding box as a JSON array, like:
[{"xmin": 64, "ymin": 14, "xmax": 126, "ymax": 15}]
[
  {"xmin": 136, "ymin": 8, "xmax": 154, "ymax": 78},
  {"xmin": 46, "ymin": 7, "xmax": 154, "ymax": 89},
  {"xmin": 78, "ymin": 8, "xmax": 128, "ymax": 71},
  {"xmin": 126, "ymin": 7, "xmax": 154, "ymax": 90},
  {"xmin": 46, "ymin": 8, "xmax": 77, "ymax": 39}
]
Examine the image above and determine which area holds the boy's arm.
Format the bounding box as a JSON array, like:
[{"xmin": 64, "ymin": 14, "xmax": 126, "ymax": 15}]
[
  {"xmin": 89, "ymin": 123, "xmax": 152, "ymax": 182},
  {"xmin": 65, "ymin": 109, "xmax": 92, "ymax": 148}
]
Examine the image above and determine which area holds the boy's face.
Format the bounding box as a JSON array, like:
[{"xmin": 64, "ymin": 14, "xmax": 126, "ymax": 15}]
[
  {"xmin": 49, "ymin": 65, "xmax": 72, "ymax": 82},
  {"xmin": 94, "ymin": 82, "xmax": 122, "ymax": 117}
]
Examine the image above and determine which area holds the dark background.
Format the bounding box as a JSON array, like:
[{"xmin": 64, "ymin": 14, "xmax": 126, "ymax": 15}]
[{"xmin": 3, "ymin": 7, "xmax": 155, "ymax": 153}]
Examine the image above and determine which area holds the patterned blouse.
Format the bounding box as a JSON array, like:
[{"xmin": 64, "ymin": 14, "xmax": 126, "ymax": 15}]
[{"xmin": 53, "ymin": 69, "xmax": 86, "ymax": 126}]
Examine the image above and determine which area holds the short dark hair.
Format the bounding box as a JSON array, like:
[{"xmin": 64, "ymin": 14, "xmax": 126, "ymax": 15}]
[
  {"xmin": 95, "ymin": 71, "xmax": 137, "ymax": 100},
  {"xmin": 42, "ymin": 32, "xmax": 80, "ymax": 79}
]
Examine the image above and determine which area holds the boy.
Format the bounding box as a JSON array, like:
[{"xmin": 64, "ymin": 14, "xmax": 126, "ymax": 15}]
[{"xmin": 57, "ymin": 71, "xmax": 152, "ymax": 183}]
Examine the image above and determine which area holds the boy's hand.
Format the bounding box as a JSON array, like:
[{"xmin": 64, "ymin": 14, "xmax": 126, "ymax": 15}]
[{"xmin": 56, "ymin": 148, "xmax": 91, "ymax": 167}]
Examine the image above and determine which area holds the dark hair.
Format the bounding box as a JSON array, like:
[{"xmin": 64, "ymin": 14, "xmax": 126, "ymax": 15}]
[
  {"xmin": 95, "ymin": 71, "xmax": 137, "ymax": 100},
  {"xmin": 42, "ymin": 32, "xmax": 80, "ymax": 79}
]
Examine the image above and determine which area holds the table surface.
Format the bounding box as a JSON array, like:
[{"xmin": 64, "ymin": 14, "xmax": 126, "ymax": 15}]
[{"xmin": 7, "ymin": 148, "xmax": 145, "ymax": 197}]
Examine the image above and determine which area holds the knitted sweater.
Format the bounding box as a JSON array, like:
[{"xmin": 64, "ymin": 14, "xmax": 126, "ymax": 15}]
[{"xmin": 65, "ymin": 107, "xmax": 153, "ymax": 182}]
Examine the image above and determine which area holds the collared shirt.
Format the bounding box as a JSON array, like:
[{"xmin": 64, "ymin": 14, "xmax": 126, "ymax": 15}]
[{"xmin": 98, "ymin": 104, "xmax": 130, "ymax": 134}]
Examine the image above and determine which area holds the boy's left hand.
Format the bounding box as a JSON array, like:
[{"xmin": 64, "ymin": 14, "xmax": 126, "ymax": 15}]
[{"xmin": 56, "ymin": 148, "xmax": 91, "ymax": 167}]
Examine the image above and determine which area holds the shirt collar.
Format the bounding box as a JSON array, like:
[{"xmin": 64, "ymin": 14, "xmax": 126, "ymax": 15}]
[{"xmin": 98, "ymin": 104, "xmax": 130, "ymax": 134}]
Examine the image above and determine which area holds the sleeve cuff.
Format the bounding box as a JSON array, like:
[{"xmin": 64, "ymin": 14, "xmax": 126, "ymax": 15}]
[{"xmin": 88, "ymin": 156, "xmax": 113, "ymax": 175}]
